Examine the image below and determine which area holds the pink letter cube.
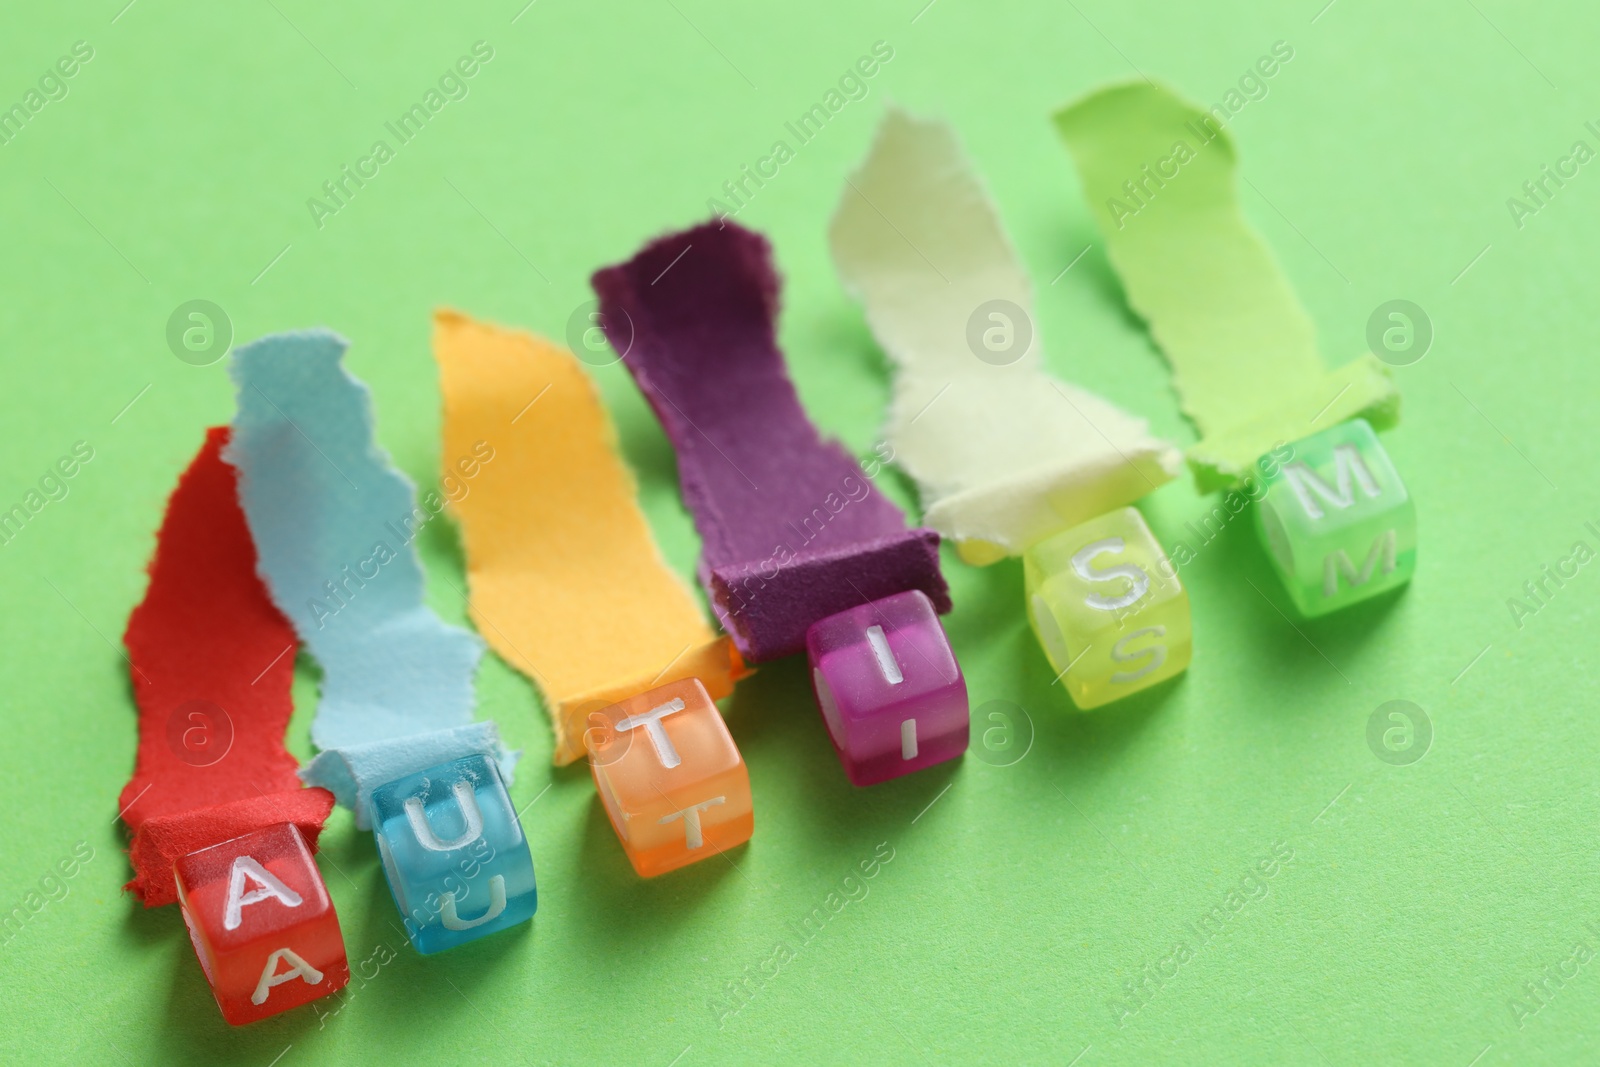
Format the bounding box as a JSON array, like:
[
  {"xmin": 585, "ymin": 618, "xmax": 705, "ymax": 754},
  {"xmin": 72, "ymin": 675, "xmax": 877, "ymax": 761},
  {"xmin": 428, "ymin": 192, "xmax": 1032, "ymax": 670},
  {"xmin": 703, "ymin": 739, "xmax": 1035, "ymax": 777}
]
[{"xmin": 805, "ymin": 590, "xmax": 968, "ymax": 786}]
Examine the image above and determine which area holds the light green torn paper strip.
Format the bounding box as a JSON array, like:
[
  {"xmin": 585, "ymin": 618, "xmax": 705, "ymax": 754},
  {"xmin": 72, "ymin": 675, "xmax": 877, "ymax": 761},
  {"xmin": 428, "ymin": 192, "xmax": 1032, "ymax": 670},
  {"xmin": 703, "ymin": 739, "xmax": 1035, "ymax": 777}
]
[
  {"xmin": 1052, "ymin": 81, "xmax": 1400, "ymax": 493},
  {"xmin": 829, "ymin": 106, "xmax": 1182, "ymax": 566}
]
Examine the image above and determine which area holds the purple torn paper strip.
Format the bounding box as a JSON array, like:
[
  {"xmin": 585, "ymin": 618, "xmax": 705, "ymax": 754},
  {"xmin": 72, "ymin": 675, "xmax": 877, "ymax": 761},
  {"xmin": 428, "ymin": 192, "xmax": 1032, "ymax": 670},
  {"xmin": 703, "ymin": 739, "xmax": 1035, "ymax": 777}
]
[{"xmin": 592, "ymin": 220, "xmax": 951, "ymax": 663}]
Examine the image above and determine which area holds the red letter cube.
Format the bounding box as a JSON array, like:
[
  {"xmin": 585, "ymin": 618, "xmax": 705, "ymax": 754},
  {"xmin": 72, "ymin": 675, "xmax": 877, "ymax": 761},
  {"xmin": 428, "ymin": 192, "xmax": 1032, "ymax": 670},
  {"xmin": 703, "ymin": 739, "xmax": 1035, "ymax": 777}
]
[{"xmin": 174, "ymin": 822, "xmax": 349, "ymax": 1025}]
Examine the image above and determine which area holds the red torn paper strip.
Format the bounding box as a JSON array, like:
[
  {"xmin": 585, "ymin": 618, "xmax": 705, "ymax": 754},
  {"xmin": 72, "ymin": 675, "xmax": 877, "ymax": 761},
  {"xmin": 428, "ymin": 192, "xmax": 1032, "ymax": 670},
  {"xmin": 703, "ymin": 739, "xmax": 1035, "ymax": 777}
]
[
  {"xmin": 129, "ymin": 791, "xmax": 334, "ymax": 908},
  {"xmin": 119, "ymin": 426, "xmax": 332, "ymax": 906}
]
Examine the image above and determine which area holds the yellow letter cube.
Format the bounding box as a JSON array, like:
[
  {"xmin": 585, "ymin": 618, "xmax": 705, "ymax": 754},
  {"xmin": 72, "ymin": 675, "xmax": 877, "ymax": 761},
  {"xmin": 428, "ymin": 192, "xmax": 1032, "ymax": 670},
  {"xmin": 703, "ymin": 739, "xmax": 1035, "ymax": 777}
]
[{"xmin": 1024, "ymin": 507, "xmax": 1191, "ymax": 709}]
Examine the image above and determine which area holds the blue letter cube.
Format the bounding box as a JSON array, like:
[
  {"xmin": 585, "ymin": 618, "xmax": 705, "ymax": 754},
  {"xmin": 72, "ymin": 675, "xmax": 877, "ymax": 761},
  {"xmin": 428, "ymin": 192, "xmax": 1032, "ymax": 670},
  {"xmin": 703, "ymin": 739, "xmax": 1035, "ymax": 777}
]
[{"xmin": 371, "ymin": 754, "xmax": 536, "ymax": 954}]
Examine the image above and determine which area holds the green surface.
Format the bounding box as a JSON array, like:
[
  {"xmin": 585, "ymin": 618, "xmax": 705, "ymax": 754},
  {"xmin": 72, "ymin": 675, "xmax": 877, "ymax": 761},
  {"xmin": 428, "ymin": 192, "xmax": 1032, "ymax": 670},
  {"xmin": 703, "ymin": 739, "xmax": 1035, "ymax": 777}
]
[{"xmin": 2, "ymin": 1, "xmax": 1596, "ymax": 1063}]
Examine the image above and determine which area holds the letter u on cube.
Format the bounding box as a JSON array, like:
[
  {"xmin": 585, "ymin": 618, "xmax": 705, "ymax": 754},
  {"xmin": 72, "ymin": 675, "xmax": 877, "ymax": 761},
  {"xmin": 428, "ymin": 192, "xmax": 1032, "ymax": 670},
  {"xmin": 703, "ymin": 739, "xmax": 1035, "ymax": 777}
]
[{"xmin": 371, "ymin": 753, "xmax": 537, "ymax": 954}]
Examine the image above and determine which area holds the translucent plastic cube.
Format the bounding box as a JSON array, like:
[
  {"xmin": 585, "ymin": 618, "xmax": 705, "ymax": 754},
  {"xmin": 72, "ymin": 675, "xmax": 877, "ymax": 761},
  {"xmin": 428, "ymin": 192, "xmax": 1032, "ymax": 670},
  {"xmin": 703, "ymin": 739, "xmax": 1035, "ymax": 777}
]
[
  {"xmin": 806, "ymin": 590, "xmax": 968, "ymax": 786},
  {"xmin": 1255, "ymin": 418, "xmax": 1416, "ymax": 617},
  {"xmin": 371, "ymin": 754, "xmax": 537, "ymax": 954},
  {"xmin": 586, "ymin": 678, "xmax": 752, "ymax": 877},
  {"xmin": 174, "ymin": 822, "xmax": 349, "ymax": 1025},
  {"xmin": 1024, "ymin": 506, "xmax": 1191, "ymax": 709}
]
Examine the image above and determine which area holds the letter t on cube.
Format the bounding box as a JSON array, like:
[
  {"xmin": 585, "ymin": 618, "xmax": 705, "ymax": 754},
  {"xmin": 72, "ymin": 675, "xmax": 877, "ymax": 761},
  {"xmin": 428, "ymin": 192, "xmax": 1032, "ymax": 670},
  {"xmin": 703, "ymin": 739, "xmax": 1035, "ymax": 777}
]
[
  {"xmin": 586, "ymin": 678, "xmax": 753, "ymax": 877},
  {"xmin": 1255, "ymin": 418, "xmax": 1416, "ymax": 617}
]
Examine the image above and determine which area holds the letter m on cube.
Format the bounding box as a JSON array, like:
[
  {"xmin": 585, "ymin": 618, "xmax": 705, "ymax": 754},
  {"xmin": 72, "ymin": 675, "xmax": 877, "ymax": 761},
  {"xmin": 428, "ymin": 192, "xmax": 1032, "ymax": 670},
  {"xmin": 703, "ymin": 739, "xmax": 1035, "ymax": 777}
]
[{"xmin": 1255, "ymin": 419, "xmax": 1416, "ymax": 617}]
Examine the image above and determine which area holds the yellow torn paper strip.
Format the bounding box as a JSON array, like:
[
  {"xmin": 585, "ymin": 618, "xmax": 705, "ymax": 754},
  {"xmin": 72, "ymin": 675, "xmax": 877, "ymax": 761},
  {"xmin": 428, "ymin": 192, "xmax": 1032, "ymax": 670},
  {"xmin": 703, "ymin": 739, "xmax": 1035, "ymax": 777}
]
[
  {"xmin": 829, "ymin": 107, "xmax": 1182, "ymax": 566},
  {"xmin": 434, "ymin": 310, "xmax": 747, "ymax": 765},
  {"xmin": 1053, "ymin": 81, "xmax": 1399, "ymax": 492}
]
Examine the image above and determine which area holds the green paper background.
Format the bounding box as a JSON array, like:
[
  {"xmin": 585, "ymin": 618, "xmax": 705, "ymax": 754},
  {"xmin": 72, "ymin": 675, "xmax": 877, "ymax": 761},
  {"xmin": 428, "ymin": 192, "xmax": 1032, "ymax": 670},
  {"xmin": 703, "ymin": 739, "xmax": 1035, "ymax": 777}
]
[{"xmin": 3, "ymin": 1, "xmax": 1595, "ymax": 1063}]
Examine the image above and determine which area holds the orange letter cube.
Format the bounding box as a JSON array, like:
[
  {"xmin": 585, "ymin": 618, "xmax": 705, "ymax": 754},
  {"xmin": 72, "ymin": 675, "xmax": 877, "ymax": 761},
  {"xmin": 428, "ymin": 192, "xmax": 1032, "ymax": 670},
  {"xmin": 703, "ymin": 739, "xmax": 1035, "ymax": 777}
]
[{"xmin": 585, "ymin": 678, "xmax": 752, "ymax": 877}]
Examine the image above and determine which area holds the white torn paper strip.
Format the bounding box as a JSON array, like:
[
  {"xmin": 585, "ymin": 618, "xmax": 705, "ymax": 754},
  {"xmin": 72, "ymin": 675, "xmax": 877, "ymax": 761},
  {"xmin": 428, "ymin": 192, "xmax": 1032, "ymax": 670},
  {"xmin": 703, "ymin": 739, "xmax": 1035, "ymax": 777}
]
[{"xmin": 829, "ymin": 106, "xmax": 1182, "ymax": 565}]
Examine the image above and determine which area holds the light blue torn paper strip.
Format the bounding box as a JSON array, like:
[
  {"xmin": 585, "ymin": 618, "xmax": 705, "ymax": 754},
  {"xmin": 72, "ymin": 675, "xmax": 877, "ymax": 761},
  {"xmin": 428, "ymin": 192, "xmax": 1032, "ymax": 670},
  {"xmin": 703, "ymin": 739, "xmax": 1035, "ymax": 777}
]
[{"xmin": 227, "ymin": 329, "xmax": 513, "ymax": 827}]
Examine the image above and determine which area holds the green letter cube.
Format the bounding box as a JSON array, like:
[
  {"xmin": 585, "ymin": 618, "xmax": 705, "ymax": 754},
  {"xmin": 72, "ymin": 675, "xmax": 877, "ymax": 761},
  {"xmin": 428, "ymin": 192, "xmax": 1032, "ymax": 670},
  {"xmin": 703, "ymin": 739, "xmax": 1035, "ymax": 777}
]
[
  {"xmin": 1024, "ymin": 507, "xmax": 1191, "ymax": 709},
  {"xmin": 1255, "ymin": 418, "xmax": 1416, "ymax": 617}
]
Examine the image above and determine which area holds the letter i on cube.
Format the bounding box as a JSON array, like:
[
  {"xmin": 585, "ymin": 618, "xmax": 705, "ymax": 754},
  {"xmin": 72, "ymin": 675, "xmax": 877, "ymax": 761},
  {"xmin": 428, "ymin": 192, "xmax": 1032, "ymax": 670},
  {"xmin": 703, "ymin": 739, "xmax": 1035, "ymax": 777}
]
[
  {"xmin": 174, "ymin": 823, "xmax": 349, "ymax": 1025},
  {"xmin": 585, "ymin": 678, "xmax": 753, "ymax": 877},
  {"xmin": 1024, "ymin": 507, "xmax": 1191, "ymax": 709},
  {"xmin": 1255, "ymin": 418, "xmax": 1416, "ymax": 617},
  {"xmin": 806, "ymin": 589, "xmax": 969, "ymax": 786},
  {"xmin": 371, "ymin": 753, "xmax": 538, "ymax": 954}
]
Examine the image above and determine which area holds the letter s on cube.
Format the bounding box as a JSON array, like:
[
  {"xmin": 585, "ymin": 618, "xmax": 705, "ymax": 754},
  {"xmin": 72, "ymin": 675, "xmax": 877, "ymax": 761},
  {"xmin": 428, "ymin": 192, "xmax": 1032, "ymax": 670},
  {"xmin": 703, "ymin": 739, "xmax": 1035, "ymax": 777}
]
[
  {"xmin": 174, "ymin": 823, "xmax": 349, "ymax": 1026},
  {"xmin": 1024, "ymin": 506, "xmax": 1191, "ymax": 709},
  {"xmin": 371, "ymin": 754, "xmax": 537, "ymax": 954},
  {"xmin": 806, "ymin": 589, "xmax": 968, "ymax": 786},
  {"xmin": 1255, "ymin": 418, "xmax": 1416, "ymax": 617},
  {"xmin": 585, "ymin": 678, "xmax": 752, "ymax": 878}
]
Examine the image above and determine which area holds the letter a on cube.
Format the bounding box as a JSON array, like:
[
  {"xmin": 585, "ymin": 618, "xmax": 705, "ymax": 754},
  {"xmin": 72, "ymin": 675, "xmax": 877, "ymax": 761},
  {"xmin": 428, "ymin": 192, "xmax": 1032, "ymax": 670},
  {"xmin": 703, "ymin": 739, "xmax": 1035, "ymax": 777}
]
[{"xmin": 174, "ymin": 823, "xmax": 349, "ymax": 1025}]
